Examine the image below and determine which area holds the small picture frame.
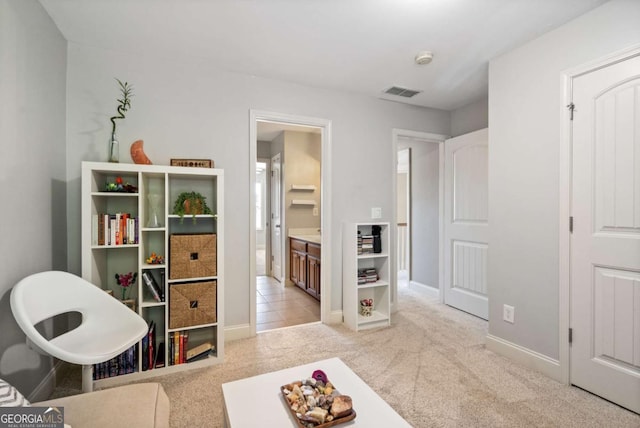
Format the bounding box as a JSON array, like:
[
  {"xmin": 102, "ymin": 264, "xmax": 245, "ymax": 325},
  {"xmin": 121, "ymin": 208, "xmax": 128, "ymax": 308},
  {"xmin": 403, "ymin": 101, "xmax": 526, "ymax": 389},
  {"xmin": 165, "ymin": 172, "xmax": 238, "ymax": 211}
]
[
  {"xmin": 121, "ymin": 298, "xmax": 136, "ymax": 312},
  {"xmin": 170, "ymin": 158, "xmax": 214, "ymax": 168}
]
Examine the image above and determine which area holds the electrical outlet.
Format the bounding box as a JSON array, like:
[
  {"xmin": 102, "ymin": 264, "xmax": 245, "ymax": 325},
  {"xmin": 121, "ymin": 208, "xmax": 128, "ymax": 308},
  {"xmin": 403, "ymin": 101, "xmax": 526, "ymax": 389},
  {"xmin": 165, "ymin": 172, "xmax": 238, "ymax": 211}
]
[
  {"xmin": 503, "ymin": 304, "xmax": 515, "ymax": 324},
  {"xmin": 313, "ymin": 207, "xmax": 318, "ymax": 216},
  {"xmin": 371, "ymin": 207, "xmax": 382, "ymax": 219}
]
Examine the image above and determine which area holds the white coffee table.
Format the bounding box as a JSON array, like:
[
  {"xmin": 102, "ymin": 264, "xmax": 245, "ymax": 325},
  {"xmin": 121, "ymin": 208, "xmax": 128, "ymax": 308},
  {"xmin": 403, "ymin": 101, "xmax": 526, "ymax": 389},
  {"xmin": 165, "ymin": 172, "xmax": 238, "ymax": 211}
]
[{"xmin": 221, "ymin": 357, "xmax": 411, "ymax": 427}]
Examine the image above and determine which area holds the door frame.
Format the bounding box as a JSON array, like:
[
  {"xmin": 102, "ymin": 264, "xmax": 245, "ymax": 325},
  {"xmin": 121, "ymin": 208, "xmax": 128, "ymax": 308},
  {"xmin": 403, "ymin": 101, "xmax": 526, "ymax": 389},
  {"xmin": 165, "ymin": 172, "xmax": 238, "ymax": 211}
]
[
  {"xmin": 559, "ymin": 43, "xmax": 640, "ymax": 385},
  {"xmin": 249, "ymin": 110, "xmax": 333, "ymax": 335},
  {"xmin": 269, "ymin": 153, "xmax": 282, "ymax": 281},
  {"xmin": 256, "ymin": 157, "xmax": 271, "ymax": 277},
  {"xmin": 396, "ymin": 147, "xmax": 411, "ymax": 279},
  {"xmin": 391, "ymin": 129, "xmax": 448, "ymax": 311}
]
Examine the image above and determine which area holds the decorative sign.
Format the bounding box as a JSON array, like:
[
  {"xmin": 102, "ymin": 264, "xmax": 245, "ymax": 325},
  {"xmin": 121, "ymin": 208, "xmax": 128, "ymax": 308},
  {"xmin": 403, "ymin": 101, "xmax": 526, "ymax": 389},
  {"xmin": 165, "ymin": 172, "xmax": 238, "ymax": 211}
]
[{"xmin": 170, "ymin": 159, "xmax": 214, "ymax": 168}]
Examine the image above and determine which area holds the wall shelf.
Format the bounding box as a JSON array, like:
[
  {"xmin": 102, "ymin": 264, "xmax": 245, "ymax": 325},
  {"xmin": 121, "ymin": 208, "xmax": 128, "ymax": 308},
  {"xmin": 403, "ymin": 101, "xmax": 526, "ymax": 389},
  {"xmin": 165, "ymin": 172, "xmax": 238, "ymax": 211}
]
[
  {"xmin": 291, "ymin": 200, "xmax": 316, "ymax": 206},
  {"xmin": 290, "ymin": 184, "xmax": 316, "ymax": 191}
]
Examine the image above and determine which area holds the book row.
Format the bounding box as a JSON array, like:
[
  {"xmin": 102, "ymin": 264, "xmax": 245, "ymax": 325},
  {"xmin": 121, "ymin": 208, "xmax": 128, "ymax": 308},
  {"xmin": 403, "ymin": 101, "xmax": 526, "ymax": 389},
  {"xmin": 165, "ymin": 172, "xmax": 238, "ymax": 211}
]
[
  {"xmin": 357, "ymin": 234, "xmax": 375, "ymax": 254},
  {"xmin": 92, "ymin": 213, "xmax": 139, "ymax": 246},
  {"xmin": 358, "ymin": 267, "xmax": 379, "ymax": 284},
  {"xmin": 169, "ymin": 331, "xmax": 215, "ymax": 366},
  {"xmin": 92, "ymin": 345, "xmax": 136, "ymax": 380}
]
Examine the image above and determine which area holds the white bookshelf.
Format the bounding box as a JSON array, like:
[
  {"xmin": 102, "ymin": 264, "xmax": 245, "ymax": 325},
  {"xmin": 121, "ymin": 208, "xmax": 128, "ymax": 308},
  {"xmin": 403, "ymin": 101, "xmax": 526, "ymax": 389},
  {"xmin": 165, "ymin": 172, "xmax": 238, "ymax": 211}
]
[
  {"xmin": 81, "ymin": 161, "xmax": 224, "ymax": 388},
  {"xmin": 342, "ymin": 222, "xmax": 391, "ymax": 331}
]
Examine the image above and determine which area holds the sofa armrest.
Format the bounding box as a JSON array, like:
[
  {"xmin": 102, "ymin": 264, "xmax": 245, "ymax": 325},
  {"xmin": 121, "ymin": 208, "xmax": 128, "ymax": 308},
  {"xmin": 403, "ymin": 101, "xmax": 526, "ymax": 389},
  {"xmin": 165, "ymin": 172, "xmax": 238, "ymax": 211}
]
[{"xmin": 34, "ymin": 383, "xmax": 169, "ymax": 428}]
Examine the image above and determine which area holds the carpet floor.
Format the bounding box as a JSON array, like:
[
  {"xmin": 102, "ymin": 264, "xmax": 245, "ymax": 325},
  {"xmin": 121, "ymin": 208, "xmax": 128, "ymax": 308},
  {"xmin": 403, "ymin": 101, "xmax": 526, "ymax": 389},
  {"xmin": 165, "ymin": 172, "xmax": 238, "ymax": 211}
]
[{"xmin": 52, "ymin": 285, "xmax": 640, "ymax": 427}]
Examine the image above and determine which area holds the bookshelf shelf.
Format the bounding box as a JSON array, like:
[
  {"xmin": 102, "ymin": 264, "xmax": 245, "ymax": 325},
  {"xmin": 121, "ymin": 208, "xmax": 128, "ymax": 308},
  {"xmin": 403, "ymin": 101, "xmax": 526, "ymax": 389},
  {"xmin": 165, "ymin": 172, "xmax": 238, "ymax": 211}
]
[
  {"xmin": 167, "ymin": 276, "xmax": 217, "ymax": 284},
  {"xmin": 82, "ymin": 161, "xmax": 224, "ymax": 388},
  {"xmin": 91, "ymin": 192, "xmax": 139, "ymax": 197},
  {"xmin": 140, "ymin": 301, "xmax": 166, "ymax": 308},
  {"xmin": 342, "ymin": 222, "xmax": 391, "ymax": 332},
  {"xmin": 168, "ymin": 322, "xmax": 218, "ymax": 333},
  {"xmin": 141, "ymin": 227, "xmax": 166, "ymax": 232},
  {"xmin": 142, "ymin": 264, "xmax": 166, "ymax": 269},
  {"xmin": 357, "ymin": 280, "xmax": 389, "ymax": 289},
  {"xmin": 91, "ymin": 244, "xmax": 140, "ymax": 249}
]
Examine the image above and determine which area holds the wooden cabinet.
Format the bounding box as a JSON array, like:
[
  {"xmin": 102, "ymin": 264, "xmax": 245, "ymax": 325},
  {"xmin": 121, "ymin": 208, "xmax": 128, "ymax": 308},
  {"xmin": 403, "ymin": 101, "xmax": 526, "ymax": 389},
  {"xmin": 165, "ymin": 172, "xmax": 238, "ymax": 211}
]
[
  {"xmin": 289, "ymin": 238, "xmax": 320, "ymax": 300},
  {"xmin": 307, "ymin": 244, "xmax": 321, "ymax": 299}
]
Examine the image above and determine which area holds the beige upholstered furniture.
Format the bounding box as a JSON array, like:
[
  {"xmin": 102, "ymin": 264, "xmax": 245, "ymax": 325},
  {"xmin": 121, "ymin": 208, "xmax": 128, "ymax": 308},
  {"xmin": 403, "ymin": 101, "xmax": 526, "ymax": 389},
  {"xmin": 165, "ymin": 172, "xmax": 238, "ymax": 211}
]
[{"xmin": 34, "ymin": 383, "xmax": 170, "ymax": 428}]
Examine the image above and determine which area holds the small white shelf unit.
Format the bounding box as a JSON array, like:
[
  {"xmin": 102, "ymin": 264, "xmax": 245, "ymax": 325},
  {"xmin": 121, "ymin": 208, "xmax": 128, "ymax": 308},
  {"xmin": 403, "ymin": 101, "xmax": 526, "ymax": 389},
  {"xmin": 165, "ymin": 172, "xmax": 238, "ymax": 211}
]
[
  {"xmin": 81, "ymin": 161, "xmax": 224, "ymax": 389},
  {"xmin": 342, "ymin": 222, "xmax": 391, "ymax": 331}
]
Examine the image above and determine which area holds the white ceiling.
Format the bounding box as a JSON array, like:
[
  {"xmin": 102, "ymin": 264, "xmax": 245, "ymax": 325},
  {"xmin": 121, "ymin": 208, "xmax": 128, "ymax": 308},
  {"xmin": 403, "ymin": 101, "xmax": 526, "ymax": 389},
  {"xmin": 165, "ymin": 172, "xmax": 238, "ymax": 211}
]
[{"xmin": 40, "ymin": 0, "xmax": 606, "ymax": 111}]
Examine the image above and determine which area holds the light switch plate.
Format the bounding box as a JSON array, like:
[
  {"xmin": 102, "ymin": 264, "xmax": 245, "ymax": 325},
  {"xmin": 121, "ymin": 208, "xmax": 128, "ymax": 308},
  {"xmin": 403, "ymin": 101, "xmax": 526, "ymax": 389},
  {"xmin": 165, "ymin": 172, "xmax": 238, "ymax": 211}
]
[{"xmin": 371, "ymin": 207, "xmax": 382, "ymax": 219}]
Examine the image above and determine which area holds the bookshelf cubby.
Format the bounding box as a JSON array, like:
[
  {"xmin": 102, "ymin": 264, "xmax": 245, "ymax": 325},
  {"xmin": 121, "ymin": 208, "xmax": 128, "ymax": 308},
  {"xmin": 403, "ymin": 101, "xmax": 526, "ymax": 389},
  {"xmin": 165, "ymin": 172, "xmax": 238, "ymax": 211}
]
[
  {"xmin": 81, "ymin": 161, "xmax": 224, "ymax": 388},
  {"xmin": 342, "ymin": 222, "xmax": 391, "ymax": 331}
]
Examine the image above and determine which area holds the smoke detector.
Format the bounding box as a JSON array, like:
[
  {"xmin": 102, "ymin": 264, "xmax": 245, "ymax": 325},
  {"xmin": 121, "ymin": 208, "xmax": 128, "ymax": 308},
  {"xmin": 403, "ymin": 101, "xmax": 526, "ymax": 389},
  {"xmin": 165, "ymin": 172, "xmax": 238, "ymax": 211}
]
[{"xmin": 415, "ymin": 51, "xmax": 433, "ymax": 65}]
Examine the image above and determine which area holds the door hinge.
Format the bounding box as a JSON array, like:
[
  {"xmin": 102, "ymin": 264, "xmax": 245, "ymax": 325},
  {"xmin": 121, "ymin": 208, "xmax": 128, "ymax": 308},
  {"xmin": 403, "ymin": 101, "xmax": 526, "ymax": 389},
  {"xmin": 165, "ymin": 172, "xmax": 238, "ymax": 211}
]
[
  {"xmin": 569, "ymin": 328, "xmax": 573, "ymax": 344},
  {"xmin": 567, "ymin": 102, "xmax": 575, "ymax": 120},
  {"xmin": 569, "ymin": 216, "xmax": 574, "ymax": 233}
]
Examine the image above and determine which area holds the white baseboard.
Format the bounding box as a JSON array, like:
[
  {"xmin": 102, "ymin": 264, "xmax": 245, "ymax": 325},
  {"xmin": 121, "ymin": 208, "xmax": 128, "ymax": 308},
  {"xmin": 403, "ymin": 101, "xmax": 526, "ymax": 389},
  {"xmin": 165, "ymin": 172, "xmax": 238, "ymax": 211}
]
[
  {"xmin": 224, "ymin": 324, "xmax": 252, "ymax": 341},
  {"xmin": 28, "ymin": 359, "xmax": 62, "ymax": 403},
  {"xmin": 485, "ymin": 334, "xmax": 561, "ymax": 381},
  {"xmin": 409, "ymin": 281, "xmax": 440, "ymax": 299},
  {"xmin": 225, "ymin": 311, "xmax": 342, "ymax": 340},
  {"xmin": 327, "ymin": 310, "xmax": 343, "ymax": 325}
]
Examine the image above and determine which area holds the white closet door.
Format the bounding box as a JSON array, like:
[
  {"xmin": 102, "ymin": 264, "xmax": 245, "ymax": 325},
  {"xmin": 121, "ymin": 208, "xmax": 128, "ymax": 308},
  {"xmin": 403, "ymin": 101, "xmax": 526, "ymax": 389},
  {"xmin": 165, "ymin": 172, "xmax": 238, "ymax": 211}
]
[
  {"xmin": 570, "ymin": 53, "xmax": 640, "ymax": 413},
  {"xmin": 444, "ymin": 128, "xmax": 489, "ymax": 319}
]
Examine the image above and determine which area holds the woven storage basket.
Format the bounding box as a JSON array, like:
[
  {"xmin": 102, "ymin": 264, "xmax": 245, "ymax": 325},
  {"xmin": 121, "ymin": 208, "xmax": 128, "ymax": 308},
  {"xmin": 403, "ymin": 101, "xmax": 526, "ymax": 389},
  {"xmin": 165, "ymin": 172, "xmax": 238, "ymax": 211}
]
[
  {"xmin": 169, "ymin": 280, "xmax": 217, "ymax": 329},
  {"xmin": 170, "ymin": 234, "xmax": 216, "ymax": 279}
]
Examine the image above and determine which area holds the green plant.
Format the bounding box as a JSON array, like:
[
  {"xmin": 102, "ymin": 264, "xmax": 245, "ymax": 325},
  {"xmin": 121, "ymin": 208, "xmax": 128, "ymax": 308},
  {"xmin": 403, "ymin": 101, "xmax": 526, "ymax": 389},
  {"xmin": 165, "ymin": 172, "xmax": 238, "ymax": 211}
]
[
  {"xmin": 110, "ymin": 78, "xmax": 134, "ymax": 142},
  {"xmin": 173, "ymin": 191, "xmax": 213, "ymax": 223}
]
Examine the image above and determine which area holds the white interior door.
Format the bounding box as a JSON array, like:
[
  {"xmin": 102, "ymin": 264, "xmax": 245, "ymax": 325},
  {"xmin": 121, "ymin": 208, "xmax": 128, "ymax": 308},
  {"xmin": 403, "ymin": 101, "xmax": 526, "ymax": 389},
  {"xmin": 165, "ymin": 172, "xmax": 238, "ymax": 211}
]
[
  {"xmin": 444, "ymin": 128, "xmax": 489, "ymax": 319},
  {"xmin": 570, "ymin": 53, "xmax": 640, "ymax": 413},
  {"xmin": 270, "ymin": 153, "xmax": 282, "ymax": 281}
]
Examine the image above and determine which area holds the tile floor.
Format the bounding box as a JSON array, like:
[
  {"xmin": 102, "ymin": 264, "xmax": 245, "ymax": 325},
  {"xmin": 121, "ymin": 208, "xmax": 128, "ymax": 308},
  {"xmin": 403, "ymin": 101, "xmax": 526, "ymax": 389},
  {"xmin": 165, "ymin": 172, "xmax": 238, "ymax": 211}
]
[{"xmin": 256, "ymin": 276, "xmax": 320, "ymax": 332}]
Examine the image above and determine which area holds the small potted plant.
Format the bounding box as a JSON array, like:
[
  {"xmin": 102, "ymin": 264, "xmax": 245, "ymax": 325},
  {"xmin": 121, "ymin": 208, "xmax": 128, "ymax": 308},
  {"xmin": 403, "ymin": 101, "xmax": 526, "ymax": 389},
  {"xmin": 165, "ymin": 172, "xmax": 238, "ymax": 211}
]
[
  {"xmin": 108, "ymin": 79, "xmax": 134, "ymax": 163},
  {"xmin": 173, "ymin": 191, "xmax": 213, "ymax": 223}
]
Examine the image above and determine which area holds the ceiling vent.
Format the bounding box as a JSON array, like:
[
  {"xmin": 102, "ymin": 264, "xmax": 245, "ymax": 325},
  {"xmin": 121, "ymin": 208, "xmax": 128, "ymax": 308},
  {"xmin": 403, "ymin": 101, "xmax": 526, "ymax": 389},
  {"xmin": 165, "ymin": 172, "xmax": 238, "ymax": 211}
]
[{"xmin": 383, "ymin": 86, "xmax": 421, "ymax": 98}]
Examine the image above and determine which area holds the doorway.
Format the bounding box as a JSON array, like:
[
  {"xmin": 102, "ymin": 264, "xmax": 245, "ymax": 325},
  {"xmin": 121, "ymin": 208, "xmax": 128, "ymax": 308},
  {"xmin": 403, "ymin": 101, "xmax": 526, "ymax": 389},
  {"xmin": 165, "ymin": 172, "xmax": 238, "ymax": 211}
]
[
  {"xmin": 250, "ymin": 111, "xmax": 332, "ymax": 335},
  {"xmin": 392, "ymin": 130, "xmax": 446, "ymax": 311}
]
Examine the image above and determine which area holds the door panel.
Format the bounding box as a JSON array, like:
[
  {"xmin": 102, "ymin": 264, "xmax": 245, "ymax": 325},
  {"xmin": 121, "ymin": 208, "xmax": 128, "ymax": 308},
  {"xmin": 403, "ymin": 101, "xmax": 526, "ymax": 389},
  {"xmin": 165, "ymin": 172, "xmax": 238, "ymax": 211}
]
[
  {"xmin": 571, "ymin": 53, "xmax": 640, "ymax": 413},
  {"xmin": 444, "ymin": 128, "xmax": 489, "ymax": 320}
]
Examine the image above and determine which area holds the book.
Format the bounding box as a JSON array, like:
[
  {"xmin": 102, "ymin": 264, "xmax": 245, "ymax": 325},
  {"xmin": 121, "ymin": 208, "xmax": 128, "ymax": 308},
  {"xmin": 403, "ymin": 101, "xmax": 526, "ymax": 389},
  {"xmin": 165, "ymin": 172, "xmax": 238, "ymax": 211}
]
[
  {"xmin": 168, "ymin": 332, "xmax": 174, "ymax": 366},
  {"xmin": 182, "ymin": 331, "xmax": 189, "ymax": 363},
  {"xmin": 142, "ymin": 331, "xmax": 149, "ymax": 371},
  {"xmin": 155, "ymin": 342, "xmax": 165, "ymax": 368},
  {"xmin": 173, "ymin": 331, "xmax": 180, "ymax": 365},
  {"xmin": 186, "ymin": 342, "xmax": 213, "ymax": 362},
  {"xmin": 159, "ymin": 270, "xmax": 166, "ymax": 301},
  {"xmin": 142, "ymin": 271, "xmax": 161, "ymax": 302},
  {"xmin": 148, "ymin": 320, "xmax": 155, "ymax": 371},
  {"xmin": 92, "ymin": 214, "xmax": 98, "ymax": 246}
]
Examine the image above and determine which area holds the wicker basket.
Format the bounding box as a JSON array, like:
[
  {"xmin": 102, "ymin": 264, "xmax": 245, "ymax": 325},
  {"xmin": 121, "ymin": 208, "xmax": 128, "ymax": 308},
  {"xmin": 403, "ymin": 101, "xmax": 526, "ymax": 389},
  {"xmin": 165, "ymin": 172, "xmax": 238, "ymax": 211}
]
[
  {"xmin": 170, "ymin": 234, "xmax": 216, "ymax": 279},
  {"xmin": 169, "ymin": 280, "xmax": 217, "ymax": 329},
  {"xmin": 360, "ymin": 303, "xmax": 373, "ymax": 317}
]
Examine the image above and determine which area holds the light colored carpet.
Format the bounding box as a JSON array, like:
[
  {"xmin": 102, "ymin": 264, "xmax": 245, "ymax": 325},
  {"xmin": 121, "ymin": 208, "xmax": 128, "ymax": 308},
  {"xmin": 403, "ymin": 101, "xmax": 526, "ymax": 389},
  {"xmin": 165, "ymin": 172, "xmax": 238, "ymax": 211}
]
[{"xmin": 53, "ymin": 285, "xmax": 639, "ymax": 427}]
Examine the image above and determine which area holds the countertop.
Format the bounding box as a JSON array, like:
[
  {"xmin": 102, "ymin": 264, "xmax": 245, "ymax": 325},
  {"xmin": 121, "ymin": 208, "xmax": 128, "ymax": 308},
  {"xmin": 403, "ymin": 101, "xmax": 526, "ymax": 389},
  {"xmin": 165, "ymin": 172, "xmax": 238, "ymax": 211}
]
[{"xmin": 288, "ymin": 234, "xmax": 321, "ymax": 245}]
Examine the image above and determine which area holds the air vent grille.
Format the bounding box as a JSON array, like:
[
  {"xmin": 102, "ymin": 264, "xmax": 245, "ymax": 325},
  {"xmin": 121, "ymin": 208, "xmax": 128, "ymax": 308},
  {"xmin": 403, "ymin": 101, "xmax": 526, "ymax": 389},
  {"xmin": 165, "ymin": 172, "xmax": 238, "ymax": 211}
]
[{"xmin": 384, "ymin": 86, "xmax": 421, "ymax": 98}]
